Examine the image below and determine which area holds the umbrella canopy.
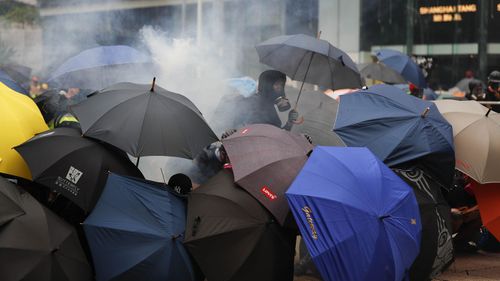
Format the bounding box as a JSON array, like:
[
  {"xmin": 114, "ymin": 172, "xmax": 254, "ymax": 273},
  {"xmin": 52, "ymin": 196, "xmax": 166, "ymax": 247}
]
[
  {"xmin": 360, "ymin": 62, "xmax": 407, "ymax": 85},
  {"xmin": 0, "ymin": 84, "xmax": 48, "ymax": 179},
  {"xmin": 71, "ymin": 81, "xmax": 218, "ymax": 159},
  {"xmin": 222, "ymin": 124, "xmax": 314, "ymax": 224},
  {"xmin": 0, "ymin": 176, "xmax": 92, "ymax": 281},
  {"xmin": 471, "ymin": 182, "xmax": 500, "ymax": 241},
  {"xmin": 375, "ymin": 49, "xmax": 427, "ymax": 88},
  {"xmin": 256, "ymin": 34, "xmax": 362, "ymax": 91},
  {"xmin": 84, "ymin": 173, "xmax": 198, "ymax": 281},
  {"xmin": 0, "ymin": 63, "xmax": 31, "ymax": 85},
  {"xmin": 291, "ymin": 93, "xmax": 345, "ymax": 146},
  {"xmin": 286, "ymin": 146, "xmax": 421, "ymax": 281},
  {"xmin": 48, "ymin": 45, "xmax": 154, "ymax": 90},
  {"xmin": 434, "ymin": 100, "xmax": 500, "ymax": 184},
  {"xmin": 334, "ymin": 84, "xmax": 455, "ymax": 187},
  {"xmin": 14, "ymin": 127, "xmax": 144, "ymax": 211},
  {"xmin": 0, "ymin": 70, "xmax": 28, "ymax": 95},
  {"xmin": 184, "ymin": 169, "xmax": 296, "ymax": 281},
  {"xmin": 392, "ymin": 166, "xmax": 454, "ymax": 280}
]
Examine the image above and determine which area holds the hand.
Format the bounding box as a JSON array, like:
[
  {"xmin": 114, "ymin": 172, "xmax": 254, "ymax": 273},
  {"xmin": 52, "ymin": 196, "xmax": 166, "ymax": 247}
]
[
  {"xmin": 221, "ymin": 128, "xmax": 237, "ymax": 139},
  {"xmin": 288, "ymin": 109, "xmax": 299, "ymax": 123}
]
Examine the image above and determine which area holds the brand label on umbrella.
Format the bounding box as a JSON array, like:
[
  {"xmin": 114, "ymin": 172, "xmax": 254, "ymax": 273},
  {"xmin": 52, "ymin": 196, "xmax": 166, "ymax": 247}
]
[
  {"xmin": 302, "ymin": 206, "xmax": 318, "ymax": 240},
  {"xmin": 54, "ymin": 166, "xmax": 82, "ymax": 197},
  {"xmin": 241, "ymin": 128, "xmax": 249, "ymax": 135},
  {"xmin": 261, "ymin": 186, "xmax": 277, "ymax": 200},
  {"xmin": 66, "ymin": 166, "xmax": 83, "ymax": 184}
]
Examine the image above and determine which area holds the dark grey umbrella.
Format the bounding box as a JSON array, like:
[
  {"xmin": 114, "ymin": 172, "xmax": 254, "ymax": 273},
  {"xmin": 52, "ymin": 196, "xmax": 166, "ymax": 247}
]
[
  {"xmin": 291, "ymin": 93, "xmax": 345, "ymax": 146},
  {"xmin": 222, "ymin": 124, "xmax": 313, "ymax": 225},
  {"xmin": 256, "ymin": 34, "xmax": 362, "ymax": 107},
  {"xmin": 70, "ymin": 79, "xmax": 218, "ymax": 160},
  {"xmin": 360, "ymin": 62, "xmax": 407, "ymax": 85},
  {"xmin": 0, "ymin": 176, "xmax": 92, "ymax": 281}
]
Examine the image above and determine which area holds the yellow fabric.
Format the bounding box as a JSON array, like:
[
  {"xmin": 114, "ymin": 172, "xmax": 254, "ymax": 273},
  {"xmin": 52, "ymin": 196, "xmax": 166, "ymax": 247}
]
[{"xmin": 0, "ymin": 82, "xmax": 48, "ymax": 179}]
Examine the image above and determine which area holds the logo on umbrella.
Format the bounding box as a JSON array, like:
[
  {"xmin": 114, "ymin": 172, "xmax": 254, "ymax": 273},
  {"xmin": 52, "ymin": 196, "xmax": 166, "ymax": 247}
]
[
  {"xmin": 66, "ymin": 166, "xmax": 83, "ymax": 184},
  {"xmin": 261, "ymin": 186, "xmax": 278, "ymax": 200},
  {"xmin": 241, "ymin": 128, "xmax": 249, "ymax": 135},
  {"xmin": 302, "ymin": 206, "xmax": 318, "ymax": 240}
]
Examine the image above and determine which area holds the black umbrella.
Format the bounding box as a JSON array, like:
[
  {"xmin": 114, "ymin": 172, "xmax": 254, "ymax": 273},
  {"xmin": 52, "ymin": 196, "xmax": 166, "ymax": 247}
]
[
  {"xmin": 222, "ymin": 124, "xmax": 313, "ymax": 225},
  {"xmin": 360, "ymin": 62, "xmax": 407, "ymax": 85},
  {"xmin": 291, "ymin": 93, "xmax": 345, "ymax": 146},
  {"xmin": 34, "ymin": 89, "xmax": 69, "ymax": 122},
  {"xmin": 256, "ymin": 34, "xmax": 362, "ymax": 107},
  {"xmin": 392, "ymin": 166, "xmax": 454, "ymax": 281},
  {"xmin": 0, "ymin": 63, "xmax": 31, "ymax": 84},
  {"xmin": 0, "ymin": 176, "xmax": 92, "ymax": 281},
  {"xmin": 184, "ymin": 169, "xmax": 296, "ymax": 281},
  {"xmin": 70, "ymin": 80, "xmax": 218, "ymax": 161},
  {"xmin": 14, "ymin": 127, "xmax": 144, "ymax": 212}
]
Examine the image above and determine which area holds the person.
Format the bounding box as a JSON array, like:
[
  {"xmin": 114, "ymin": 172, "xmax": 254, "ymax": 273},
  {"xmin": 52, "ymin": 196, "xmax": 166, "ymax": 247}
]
[
  {"xmin": 465, "ymin": 80, "xmax": 485, "ymax": 101},
  {"xmin": 48, "ymin": 111, "xmax": 81, "ymax": 130},
  {"xmin": 485, "ymin": 70, "xmax": 500, "ymax": 113},
  {"xmin": 219, "ymin": 70, "xmax": 299, "ymax": 131},
  {"xmin": 28, "ymin": 76, "xmax": 48, "ymax": 98},
  {"xmin": 167, "ymin": 173, "xmax": 193, "ymax": 196}
]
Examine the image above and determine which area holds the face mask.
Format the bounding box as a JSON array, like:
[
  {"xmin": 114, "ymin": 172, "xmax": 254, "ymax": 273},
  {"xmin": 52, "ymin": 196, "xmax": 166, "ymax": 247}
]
[{"xmin": 275, "ymin": 96, "xmax": 291, "ymax": 112}]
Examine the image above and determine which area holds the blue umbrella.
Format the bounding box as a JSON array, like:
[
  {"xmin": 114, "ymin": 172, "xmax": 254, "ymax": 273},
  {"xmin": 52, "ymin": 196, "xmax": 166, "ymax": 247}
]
[
  {"xmin": 0, "ymin": 70, "xmax": 27, "ymax": 94},
  {"xmin": 83, "ymin": 173, "xmax": 199, "ymax": 281},
  {"xmin": 375, "ymin": 49, "xmax": 427, "ymax": 88},
  {"xmin": 334, "ymin": 84, "xmax": 454, "ymax": 187},
  {"xmin": 286, "ymin": 146, "xmax": 421, "ymax": 281},
  {"xmin": 48, "ymin": 45, "xmax": 154, "ymax": 90}
]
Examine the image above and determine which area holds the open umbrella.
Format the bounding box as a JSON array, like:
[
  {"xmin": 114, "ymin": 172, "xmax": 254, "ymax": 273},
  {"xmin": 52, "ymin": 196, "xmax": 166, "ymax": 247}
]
[
  {"xmin": 360, "ymin": 62, "xmax": 407, "ymax": 85},
  {"xmin": 0, "ymin": 63, "xmax": 31, "ymax": 85},
  {"xmin": 0, "ymin": 83, "xmax": 48, "ymax": 180},
  {"xmin": 222, "ymin": 124, "xmax": 314, "ymax": 225},
  {"xmin": 184, "ymin": 169, "xmax": 296, "ymax": 281},
  {"xmin": 48, "ymin": 45, "xmax": 154, "ymax": 90},
  {"xmin": 434, "ymin": 100, "xmax": 500, "ymax": 184},
  {"xmin": 71, "ymin": 80, "xmax": 218, "ymax": 161},
  {"xmin": 256, "ymin": 34, "xmax": 362, "ymax": 107},
  {"xmin": 334, "ymin": 84, "xmax": 455, "ymax": 187},
  {"xmin": 286, "ymin": 147, "xmax": 421, "ymax": 281},
  {"xmin": 14, "ymin": 127, "xmax": 144, "ymax": 212},
  {"xmin": 0, "ymin": 70, "xmax": 27, "ymax": 95},
  {"xmin": 392, "ymin": 166, "xmax": 454, "ymax": 280},
  {"xmin": 375, "ymin": 49, "xmax": 427, "ymax": 88},
  {"xmin": 0, "ymin": 176, "xmax": 92, "ymax": 281},
  {"xmin": 471, "ymin": 182, "xmax": 500, "ymax": 241},
  {"xmin": 84, "ymin": 173, "xmax": 199, "ymax": 281}
]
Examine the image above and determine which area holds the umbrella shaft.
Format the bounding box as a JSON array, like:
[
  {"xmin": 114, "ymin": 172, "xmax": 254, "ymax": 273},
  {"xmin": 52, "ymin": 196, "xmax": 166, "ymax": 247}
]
[{"xmin": 294, "ymin": 53, "xmax": 315, "ymax": 109}]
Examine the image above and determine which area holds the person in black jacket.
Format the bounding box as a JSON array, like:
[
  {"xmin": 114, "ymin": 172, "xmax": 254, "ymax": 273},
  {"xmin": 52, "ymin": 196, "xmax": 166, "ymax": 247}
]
[{"xmin": 485, "ymin": 70, "xmax": 500, "ymax": 113}]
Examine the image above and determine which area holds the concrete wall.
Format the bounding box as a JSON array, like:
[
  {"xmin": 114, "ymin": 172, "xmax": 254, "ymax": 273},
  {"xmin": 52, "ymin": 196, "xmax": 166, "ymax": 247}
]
[{"xmin": 0, "ymin": 21, "xmax": 43, "ymax": 71}]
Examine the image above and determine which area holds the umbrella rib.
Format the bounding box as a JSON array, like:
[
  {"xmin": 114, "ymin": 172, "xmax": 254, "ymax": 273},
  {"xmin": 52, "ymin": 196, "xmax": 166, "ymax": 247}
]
[{"xmin": 136, "ymin": 93, "xmax": 154, "ymax": 157}]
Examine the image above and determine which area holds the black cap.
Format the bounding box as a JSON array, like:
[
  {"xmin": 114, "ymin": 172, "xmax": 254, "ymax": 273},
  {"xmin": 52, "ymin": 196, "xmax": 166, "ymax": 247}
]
[
  {"xmin": 168, "ymin": 173, "xmax": 192, "ymax": 195},
  {"xmin": 488, "ymin": 70, "xmax": 500, "ymax": 83}
]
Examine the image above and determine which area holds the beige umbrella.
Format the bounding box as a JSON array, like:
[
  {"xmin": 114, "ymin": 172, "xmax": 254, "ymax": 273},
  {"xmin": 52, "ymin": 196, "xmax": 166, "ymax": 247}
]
[{"xmin": 434, "ymin": 100, "xmax": 500, "ymax": 183}]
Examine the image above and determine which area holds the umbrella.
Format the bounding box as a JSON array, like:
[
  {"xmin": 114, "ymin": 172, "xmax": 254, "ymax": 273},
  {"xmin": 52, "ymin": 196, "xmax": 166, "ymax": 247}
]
[
  {"xmin": 286, "ymin": 146, "xmax": 421, "ymax": 281},
  {"xmin": 291, "ymin": 93, "xmax": 345, "ymax": 146},
  {"xmin": 434, "ymin": 100, "xmax": 500, "ymax": 184},
  {"xmin": 0, "ymin": 63, "xmax": 31, "ymax": 84},
  {"xmin": 256, "ymin": 34, "xmax": 362, "ymax": 107},
  {"xmin": 360, "ymin": 62, "xmax": 407, "ymax": 85},
  {"xmin": 34, "ymin": 89, "xmax": 70, "ymax": 122},
  {"xmin": 0, "ymin": 83, "xmax": 48, "ymax": 180},
  {"xmin": 184, "ymin": 169, "xmax": 296, "ymax": 281},
  {"xmin": 48, "ymin": 45, "xmax": 154, "ymax": 90},
  {"xmin": 222, "ymin": 124, "xmax": 314, "ymax": 224},
  {"xmin": 375, "ymin": 49, "xmax": 427, "ymax": 88},
  {"xmin": 0, "ymin": 176, "xmax": 92, "ymax": 281},
  {"xmin": 334, "ymin": 84, "xmax": 455, "ymax": 187},
  {"xmin": 83, "ymin": 173, "xmax": 199, "ymax": 281},
  {"xmin": 471, "ymin": 182, "xmax": 500, "ymax": 241},
  {"xmin": 0, "ymin": 70, "xmax": 28, "ymax": 95},
  {"xmin": 14, "ymin": 127, "xmax": 144, "ymax": 212},
  {"xmin": 392, "ymin": 166, "xmax": 454, "ymax": 280},
  {"xmin": 71, "ymin": 80, "xmax": 218, "ymax": 160}
]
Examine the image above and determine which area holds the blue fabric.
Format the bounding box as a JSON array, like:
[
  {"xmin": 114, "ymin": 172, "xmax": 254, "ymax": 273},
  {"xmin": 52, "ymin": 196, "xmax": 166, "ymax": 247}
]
[
  {"xmin": 376, "ymin": 49, "xmax": 427, "ymax": 88},
  {"xmin": 286, "ymin": 146, "xmax": 421, "ymax": 281},
  {"xmin": 226, "ymin": 76, "xmax": 257, "ymax": 97},
  {"xmin": 83, "ymin": 173, "xmax": 197, "ymax": 281},
  {"xmin": 334, "ymin": 84, "xmax": 454, "ymax": 168},
  {"xmin": 0, "ymin": 70, "xmax": 27, "ymax": 94}
]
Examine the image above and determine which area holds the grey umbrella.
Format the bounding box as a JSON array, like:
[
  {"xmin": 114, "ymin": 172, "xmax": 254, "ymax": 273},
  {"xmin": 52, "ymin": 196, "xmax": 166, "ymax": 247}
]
[
  {"xmin": 70, "ymin": 79, "xmax": 218, "ymax": 162},
  {"xmin": 0, "ymin": 176, "xmax": 92, "ymax": 281},
  {"xmin": 360, "ymin": 62, "xmax": 407, "ymax": 85},
  {"xmin": 256, "ymin": 34, "xmax": 362, "ymax": 107}
]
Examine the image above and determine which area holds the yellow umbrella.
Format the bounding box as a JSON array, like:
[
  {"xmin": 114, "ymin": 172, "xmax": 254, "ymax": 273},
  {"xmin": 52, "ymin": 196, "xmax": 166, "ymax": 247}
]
[
  {"xmin": 0, "ymin": 82, "xmax": 48, "ymax": 179},
  {"xmin": 434, "ymin": 100, "xmax": 500, "ymax": 183}
]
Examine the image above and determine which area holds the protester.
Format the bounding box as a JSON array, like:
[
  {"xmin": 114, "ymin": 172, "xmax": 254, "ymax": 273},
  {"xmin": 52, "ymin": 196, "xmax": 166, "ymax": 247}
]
[
  {"xmin": 167, "ymin": 173, "xmax": 193, "ymax": 196},
  {"xmin": 485, "ymin": 70, "xmax": 500, "ymax": 113},
  {"xmin": 466, "ymin": 80, "xmax": 485, "ymax": 101}
]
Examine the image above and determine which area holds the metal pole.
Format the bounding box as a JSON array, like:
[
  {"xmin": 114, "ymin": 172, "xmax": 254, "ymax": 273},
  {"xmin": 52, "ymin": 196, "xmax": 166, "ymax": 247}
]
[
  {"xmin": 478, "ymin": 0, "xmax": 489, "ymax": 82},
  {"xmin": 405, "ymin": 0, "xmax": 415, "ymax": 55}
]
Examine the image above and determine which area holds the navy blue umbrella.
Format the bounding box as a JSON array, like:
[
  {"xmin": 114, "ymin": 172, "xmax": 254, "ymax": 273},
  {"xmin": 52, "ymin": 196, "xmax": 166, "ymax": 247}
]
[
  {"xmin": 48, "ymin": 45, "xmax": 154, "ymax": 90},
  {"xmin": 0, "ymin": 69, "xmax": 28, "ymax": 94},
  {"xmin": 83, "ymin": 173, "xmax": 199, "ymax": 281},
  {"xmin": 334, "ymin": 84, "xmax": 454, "ymax": 187},
  {"xmin": 375, "ymin": 49, "xmax": 427, "ymax": 88},
  {"xmin": 286, "ymin": 146, "xmax": 421, "ymax": 281}
]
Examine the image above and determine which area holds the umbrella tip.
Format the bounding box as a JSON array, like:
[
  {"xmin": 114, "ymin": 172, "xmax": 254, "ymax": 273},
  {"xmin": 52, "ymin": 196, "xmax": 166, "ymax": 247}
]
[
  {"xmin": 317, "ymin": 30, "xmax": 322, "ymax": 39},
  {"xmin": 421, "ymin": 107, "xmax": 430, "ymax": 118},
  {"xmin": 486, "ymin": 108, "xmax": 492, "ymax": 117},
  {"xmin": 150, "ymin": 77, "xmax": 156, "ymax": 92}
]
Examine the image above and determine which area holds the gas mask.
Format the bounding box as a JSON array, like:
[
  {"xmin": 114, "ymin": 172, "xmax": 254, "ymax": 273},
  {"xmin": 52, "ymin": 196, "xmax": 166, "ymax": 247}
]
[{"xmin": 275, "ymin": 96, "xmax": 291, "ymax": 112}]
